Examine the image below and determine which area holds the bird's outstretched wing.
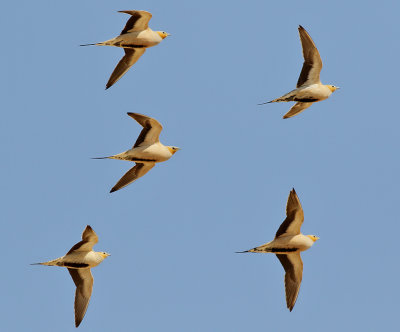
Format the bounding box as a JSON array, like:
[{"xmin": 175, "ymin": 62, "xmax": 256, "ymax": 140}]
[
  {"xmin": 67, "ymin": 225, "xmax": 98, "ymax": 254},
  {"xmin": 106, "ymin": 48, "xmax": 146, "ymax": 89},
  {"xmin": 119, "ymin": 10, "xmax": 152, "ymax": 34},
  {"xmin": 283, "ymin": 102, "xmax": 312, "ymax": 119},
  {"xmin": 296, "ymin": 25, "xmax": 323, "ymax": 87},
  {"xmin": 128, "ymin": 113, "xmax": 163, "ymax": 148},
  {"xmin": 110, "ymin": 162, "xmax": 155, "ymax": 193},
  {"xmin": 276, "ymin": 253, "xmax": 303, "ymax": 311},
  {"xmin": 68, "ymin": 268, "xmax": 94, "ymax": 327},
  {"xmin": 275, "ymin": 188, "xmax": 304, "ymax": 238}
]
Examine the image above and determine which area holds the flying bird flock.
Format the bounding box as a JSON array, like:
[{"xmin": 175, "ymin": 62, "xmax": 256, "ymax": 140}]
[{"xmin": 32, "ymin": 8, "xmax": 340, "ymax": 328}]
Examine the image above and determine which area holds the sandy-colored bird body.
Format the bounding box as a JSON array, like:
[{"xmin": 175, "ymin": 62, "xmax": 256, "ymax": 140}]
[
  {"xmin": 37, "ymin": 250, "xmax": 107, "ymax": 269},
  {"xmin": 261, "ymin": 25, "xmax": 338, "ymax": 118},
  {"xmin": 248, "ymin": 234, "xmax": 315, "ymax": 254},
  {"xmin": 32, "ymin": 226, "xmax": 109, "ymax": 328},
  {"xmin": 94, "ymin": 113, "xmax": 179, "ymax": 193},
  {"xmin": 81, "ymin": 10, "xmax": 169, "ymax": 89},
  {"xmin": 270, "ymin": 83, "xmax": 334, "ymax": 104},
  {"xmin": 98, "ymin": 29, "xmax": 164, "ymax": 48},
  {"xmin": 237, "ymin": 189, "xmax": 318, "ymax": 311},
  {"xmin": 109, "ymin": 142, "xmax": 175, "ymax": 163}
]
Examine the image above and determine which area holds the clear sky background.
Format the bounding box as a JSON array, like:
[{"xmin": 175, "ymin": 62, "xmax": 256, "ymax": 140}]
[{"xmin": 1, "ymin": 0, "xmax": 400, "ymax": 331}]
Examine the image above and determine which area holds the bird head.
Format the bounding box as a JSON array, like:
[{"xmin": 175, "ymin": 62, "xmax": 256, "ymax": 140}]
[
  {"xmin": 167, "ymin": 146, "xmax": 180, "ymax": 154},
  {"xmin": 157, "ymin": 31, "xmax": 170, "ymax": 39},
  {"xmin": 99, "ymin": 252, "xmax": 111, "ymax": 259},
  {"xmin": 327, "ymin": 85, "xmax": 339, "ymax": 92},
  {"xmin": 307, "ymin": 235, "xmax": 320, "ymax": 242}
]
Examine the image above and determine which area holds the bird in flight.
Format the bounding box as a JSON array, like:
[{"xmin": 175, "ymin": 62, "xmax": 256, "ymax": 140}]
[
  {"xmin": 94, "ymin": 113, "xmax": 180, "ymax": 193},
  {"xmin": 81, "ymin": 10, "xmax": 169, "ymax": 89},
  {"xmin": 260, "ymin": 26, "xmax": 339, "ymax": 119},
  {"xmin": 237, "ymin": 188, "xmax": 319, "ymax": 311},
  {"xmin": 32, "ymin": 225, "xmax": 110, "ymax": 327}
]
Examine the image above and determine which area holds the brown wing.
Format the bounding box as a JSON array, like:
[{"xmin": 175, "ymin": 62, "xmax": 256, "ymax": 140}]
[
  {"xmin": 68, "ymin": 268, "xmax": 94, "ymax": 327},
  {"xmin": 66, "ymin": 225, "xmax": 98, "ymax": 255},
  {"xmin": 105, "ymin": 48, "xmax": 146, "ymax": 89},
  {"xmin": 119, "ymin": 10, "xmax": 152, "ymax": 34},
  {"xmin": 128, "ymin": 113, "xmax": 163, "ymax": 148},
  {"xmin": 275, "ymin": 188, "xmax": 304, "ymax": 238},
  {"xmin": 110, "ymin": 162, "xmax": 155, "ymax": 193},
  {"xmin": 276, "ymin": 253, "xmax": 303, "ymax": 311},
  {"xmin": 283, "ymin": 102, "xmax": 312, "ymax": 119},
  {"xmin": 296, "ymin": 25, "xmax": 323, "ymax": 87}
]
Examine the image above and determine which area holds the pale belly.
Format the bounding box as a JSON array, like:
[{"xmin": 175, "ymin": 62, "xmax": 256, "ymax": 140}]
[
  {"xmin": 252, "ymin": 234, "xmax": 314, "ymax": 253},
  {"xmin": 273, "ymin": 235, "xmax": 314, "ymax": 252},
  {"xmin": 63, "ymin": 251, "xmax": 102, "ymax": 268},
  {"xmin": 112, "ymin": 143, "xmax": 172, "ymax": 162},
  {"xmin": 115, "ymin": 29, "xmax": 162, "ymax": 47},
  {"xmin": 297, "ymin": 84, "xmax": 332, "ymax": 101}
]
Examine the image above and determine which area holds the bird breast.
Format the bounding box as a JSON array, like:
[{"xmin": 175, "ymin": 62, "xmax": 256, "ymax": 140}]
[
  {"xmin": 84, "ymin": 251, "xmax": 106, "ymax": 267},
  {"xmin": 128, "ymin": 143, "xmax": 172, "ymax": 162},
  {"xmin": 274, "ymin": 234, "xmax": 314, "ymax": 252},
  {"xmin": 121, "ymin": 29, "xmax": 162, "ymax": 47},
  {"xmin": 298, "ymin": 84, "xmax": 332, "ymax": 100},
  {"xmin": 66, "ymin": 251, "xmax": 105, "ymax": 268}
]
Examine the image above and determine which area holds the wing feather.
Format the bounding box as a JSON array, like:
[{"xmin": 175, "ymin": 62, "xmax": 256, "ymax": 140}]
[
  {"xmin": 119, "ymin": 10, "xmax": 152, "ymax": 34},
  {"xmin": 106, "ymin": 48, "xmax": 146, "ymax": 89},
  {"xmin": 276, "ymin": 253, "xmax": 303, "ymax": 311},
  {"xmin": 110, "ymin": 163, "xmax": 155, "ymax": 193},
  {"xmin": 296, "ymin": 25, "xmax": 323, "ymax": 87},
  {"xmin": 283, "ymin": 102, "xmax": 312, "ymax": 119},
  {"xmin": 128, "ymin": 113, "xmax": 163, "ymax": 147},
  {"xmin": 67, "ymin": 225, "xmax": 98, "ymax": 254},
  {"xmin": 68, "ymin": 268, "xmax": 93, "ymax": 327},
  {"xmin": 275, "ymin": 189, "xmax": 304, "ymax": 238}
]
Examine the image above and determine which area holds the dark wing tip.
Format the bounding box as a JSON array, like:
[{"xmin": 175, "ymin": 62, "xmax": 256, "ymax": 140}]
[
  {"xmin": 298, "ymin": 25, "xmax": 304, "ymax": 30},
  {"xmin": 291, "ymin": 188, "xmax": 296, "ymax": 194},
  {"xmin": 110, "ymin": 188, "xmax": 116, "ymax": 193}
]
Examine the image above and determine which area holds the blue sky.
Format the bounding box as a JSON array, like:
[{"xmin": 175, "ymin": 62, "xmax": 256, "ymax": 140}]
[{"xmin": 2, "ymin": 0, "xmax": 400, "ymax": 331}]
